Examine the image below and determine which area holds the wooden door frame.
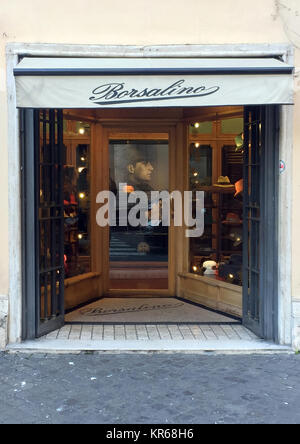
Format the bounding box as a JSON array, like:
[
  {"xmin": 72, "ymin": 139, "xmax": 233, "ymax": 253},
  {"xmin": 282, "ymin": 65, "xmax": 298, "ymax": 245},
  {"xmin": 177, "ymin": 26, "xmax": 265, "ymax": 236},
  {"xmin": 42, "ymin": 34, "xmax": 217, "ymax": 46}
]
[{"xmin": 94, "ymin": 121, "xmax": 179, "ymax": 297}]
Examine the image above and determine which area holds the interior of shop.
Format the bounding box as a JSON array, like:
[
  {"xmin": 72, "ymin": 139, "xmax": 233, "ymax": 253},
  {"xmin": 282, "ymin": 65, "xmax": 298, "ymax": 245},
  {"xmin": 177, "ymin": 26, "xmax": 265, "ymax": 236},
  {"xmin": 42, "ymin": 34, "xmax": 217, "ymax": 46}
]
[{"xmin": 38, "ymin": 106, "xmax": 246, "ymax": 324}]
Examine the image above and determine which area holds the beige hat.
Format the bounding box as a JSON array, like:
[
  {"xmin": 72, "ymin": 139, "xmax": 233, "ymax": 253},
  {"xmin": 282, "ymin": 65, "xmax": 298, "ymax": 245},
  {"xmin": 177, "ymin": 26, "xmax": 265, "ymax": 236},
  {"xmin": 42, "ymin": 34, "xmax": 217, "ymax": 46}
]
[{"xmin": 214, "ymin": 176, "xmax": 233, "ymax": 187}]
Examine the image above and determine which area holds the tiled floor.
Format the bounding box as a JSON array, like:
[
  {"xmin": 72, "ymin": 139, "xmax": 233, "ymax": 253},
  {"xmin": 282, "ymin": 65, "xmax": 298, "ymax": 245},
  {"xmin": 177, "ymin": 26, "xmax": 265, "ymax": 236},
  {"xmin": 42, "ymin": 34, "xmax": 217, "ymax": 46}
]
[
  {"xmin": 7, "ymin": 322, "xmax": 292, "ymax": 353},
  {"xmin": 47, "ymin": 323, "xmax": 256, "ymax": 342}
]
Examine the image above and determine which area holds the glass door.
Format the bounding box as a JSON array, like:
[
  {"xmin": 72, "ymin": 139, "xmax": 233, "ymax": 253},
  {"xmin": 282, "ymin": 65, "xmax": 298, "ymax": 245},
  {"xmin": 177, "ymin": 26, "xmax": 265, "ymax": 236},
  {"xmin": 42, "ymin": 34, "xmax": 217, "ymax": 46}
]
[{"xmin": 109, "ymin": 136, "xmax": 169, "ymax": 290}]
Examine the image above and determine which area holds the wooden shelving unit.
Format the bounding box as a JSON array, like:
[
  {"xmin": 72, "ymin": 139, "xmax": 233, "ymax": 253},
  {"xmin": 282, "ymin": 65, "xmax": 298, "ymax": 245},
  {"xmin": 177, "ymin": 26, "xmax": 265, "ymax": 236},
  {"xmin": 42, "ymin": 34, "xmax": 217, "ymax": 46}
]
[{"xmin": 188, "ymin": 116, "xmax": 244, "ymax": 271}]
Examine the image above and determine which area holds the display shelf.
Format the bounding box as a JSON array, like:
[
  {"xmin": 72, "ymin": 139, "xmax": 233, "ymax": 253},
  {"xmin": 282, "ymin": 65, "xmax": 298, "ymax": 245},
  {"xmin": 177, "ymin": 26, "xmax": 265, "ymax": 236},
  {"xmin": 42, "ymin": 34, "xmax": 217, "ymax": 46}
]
[
  {"xmin": 221, "ymin": 222, "xmax": 243, "ymax": 226},
  {"xmin": 220, "ymin": 250, "xmax": 242, "ymax": 254},
  {"xmin": 189, "ymin": 129, "xmax": 244, "ymax": 286},
  {"xmin": 198, "ymin": 186, "xmax": 236, "ymax": 193}
]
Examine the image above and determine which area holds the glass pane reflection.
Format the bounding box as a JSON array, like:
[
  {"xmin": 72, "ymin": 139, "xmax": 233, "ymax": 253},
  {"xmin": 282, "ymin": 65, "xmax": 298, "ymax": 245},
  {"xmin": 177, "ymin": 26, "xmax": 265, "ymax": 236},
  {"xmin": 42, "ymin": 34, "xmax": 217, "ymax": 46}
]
[{"xmin": 64, "ymin": 143, "xmax": 91, "ymax": 278}]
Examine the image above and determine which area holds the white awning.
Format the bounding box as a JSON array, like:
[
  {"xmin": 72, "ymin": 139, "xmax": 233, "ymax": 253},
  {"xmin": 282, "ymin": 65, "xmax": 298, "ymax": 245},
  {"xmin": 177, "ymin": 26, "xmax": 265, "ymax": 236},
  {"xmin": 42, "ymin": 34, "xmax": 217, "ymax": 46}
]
[{"xmin": 14, "ymin": 57, "xmax": 294, "ymax": 108}]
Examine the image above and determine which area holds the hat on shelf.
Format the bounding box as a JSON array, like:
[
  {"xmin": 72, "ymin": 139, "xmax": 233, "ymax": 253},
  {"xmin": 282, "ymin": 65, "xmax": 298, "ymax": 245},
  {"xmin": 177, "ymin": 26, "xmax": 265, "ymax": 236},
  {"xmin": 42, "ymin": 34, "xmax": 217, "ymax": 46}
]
[
  {"xmin": 214, "ymin": 176, "xmax": 234, "ymax": 187},
  {"xmin": 228, "ymin": 254, "xmax": 243, "ymax": 265},
  {"xmin": 222, "ymin": 212, "xmax": 242, "ymax": 224},
  {"xmin": 218, "ymin": 254, "xmax": 243, "ymax": 281},
  {"xmin": 202, "ymin": 260, "xmax": 217, "ymax": 275}
]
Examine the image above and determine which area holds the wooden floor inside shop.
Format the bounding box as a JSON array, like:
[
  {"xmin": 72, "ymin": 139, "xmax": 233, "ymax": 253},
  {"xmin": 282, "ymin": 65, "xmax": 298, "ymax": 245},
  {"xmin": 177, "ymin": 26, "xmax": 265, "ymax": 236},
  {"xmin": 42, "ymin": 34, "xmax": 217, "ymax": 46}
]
[{"xmin": 109, "ymin": 261, "xmax": 168, "ymax": 289}]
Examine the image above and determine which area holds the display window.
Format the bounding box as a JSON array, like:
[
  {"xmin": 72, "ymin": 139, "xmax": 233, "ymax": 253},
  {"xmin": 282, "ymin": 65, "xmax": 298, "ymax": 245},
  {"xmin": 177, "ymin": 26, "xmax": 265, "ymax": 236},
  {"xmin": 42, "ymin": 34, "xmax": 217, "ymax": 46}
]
[
  {"xmin": 189, "ymin": 117, "xmax": 244, "ymax": 287},
  {"xmin": 63, "ymin": 120, "xmax": 91, "ymax": 278}
]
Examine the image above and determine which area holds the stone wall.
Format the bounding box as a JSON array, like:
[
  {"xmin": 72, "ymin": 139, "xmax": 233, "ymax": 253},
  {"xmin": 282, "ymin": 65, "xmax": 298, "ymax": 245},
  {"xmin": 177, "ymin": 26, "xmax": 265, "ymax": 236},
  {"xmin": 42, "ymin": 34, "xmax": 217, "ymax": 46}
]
[{"xmin": 0, "ymin": 299, "xmax": 8, "ymax": 349}]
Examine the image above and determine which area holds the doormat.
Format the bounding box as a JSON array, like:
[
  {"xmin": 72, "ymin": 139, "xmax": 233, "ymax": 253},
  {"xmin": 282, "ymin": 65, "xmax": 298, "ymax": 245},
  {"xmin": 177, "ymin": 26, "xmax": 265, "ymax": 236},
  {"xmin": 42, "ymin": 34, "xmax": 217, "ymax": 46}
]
[{"xmin": 65, "ymin": 298, "xmax": 241, "ymax": 325}]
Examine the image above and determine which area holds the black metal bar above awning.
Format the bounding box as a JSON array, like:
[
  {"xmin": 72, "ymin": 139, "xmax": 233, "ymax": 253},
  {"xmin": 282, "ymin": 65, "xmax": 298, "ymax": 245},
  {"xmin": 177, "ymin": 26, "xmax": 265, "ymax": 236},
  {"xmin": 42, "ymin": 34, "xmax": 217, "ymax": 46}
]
[{"xmin": 14, "ymin": 67, "xmax": 294, "ymax": 76}]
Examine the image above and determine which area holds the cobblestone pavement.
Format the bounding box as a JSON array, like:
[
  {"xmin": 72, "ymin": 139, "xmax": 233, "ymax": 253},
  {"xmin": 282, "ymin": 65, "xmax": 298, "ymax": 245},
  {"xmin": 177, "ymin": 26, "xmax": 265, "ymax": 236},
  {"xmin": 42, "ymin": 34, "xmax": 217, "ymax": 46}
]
[{"xmin": 0, "ymin": 352, "xmax": 299, "ymax": 424}]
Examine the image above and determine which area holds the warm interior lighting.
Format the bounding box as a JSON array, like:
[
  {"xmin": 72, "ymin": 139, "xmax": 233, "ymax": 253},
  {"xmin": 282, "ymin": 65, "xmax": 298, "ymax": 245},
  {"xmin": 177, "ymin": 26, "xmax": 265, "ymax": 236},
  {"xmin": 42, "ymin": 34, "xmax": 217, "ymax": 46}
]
[
  {"xmin": 79, "ymin": 192, "xmax": 85, "ymax": 199},
  {"xmin": 123, "ymin": 185, "xmax": 135, "ymax": 193},
  {"xmin": 194, "ymin": 122, "xmax": 200, "ymax": 128}
]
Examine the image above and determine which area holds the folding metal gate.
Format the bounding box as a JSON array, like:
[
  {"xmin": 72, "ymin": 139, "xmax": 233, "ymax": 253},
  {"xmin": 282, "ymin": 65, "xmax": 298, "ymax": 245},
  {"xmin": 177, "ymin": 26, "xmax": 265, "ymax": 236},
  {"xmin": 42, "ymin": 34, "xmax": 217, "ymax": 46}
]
[
  {"xmin": 22, "ymin": 109, "xmax": 65, "ymax": 339},
  {"xmin": 242, "ymin": 106, "xmax": 279, "ymax": 340}
]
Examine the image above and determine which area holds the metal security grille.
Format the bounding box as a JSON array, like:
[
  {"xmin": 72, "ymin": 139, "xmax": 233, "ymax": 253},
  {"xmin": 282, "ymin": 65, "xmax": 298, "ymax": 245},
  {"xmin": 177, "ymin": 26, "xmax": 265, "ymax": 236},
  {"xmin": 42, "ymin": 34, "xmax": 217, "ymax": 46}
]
[
  {"xmin": 22, "ymin": 109, "xmax": 65, "ymax": 339},
  {"xmin": 243, "ymin": 107, "xmax": 262, "ymax": 336},
  {"xmin": 242, "ymin": 106, "xmax": 279, "ymax": 340},
  {"xmin": 35, "ymin": 110, "xmax": 65, "ymax": 337}
]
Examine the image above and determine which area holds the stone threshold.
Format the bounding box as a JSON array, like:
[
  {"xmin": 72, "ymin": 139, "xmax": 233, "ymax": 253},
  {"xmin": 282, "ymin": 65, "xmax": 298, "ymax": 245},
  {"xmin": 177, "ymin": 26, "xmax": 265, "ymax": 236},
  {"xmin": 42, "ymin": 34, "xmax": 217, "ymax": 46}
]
[
  {"xmin": 7, "ymin": 339, "xmax": 292, "ymax": 355},
  {"xmin": 6, "ymin": 323, "xmax": 292, "ymax": 354}
]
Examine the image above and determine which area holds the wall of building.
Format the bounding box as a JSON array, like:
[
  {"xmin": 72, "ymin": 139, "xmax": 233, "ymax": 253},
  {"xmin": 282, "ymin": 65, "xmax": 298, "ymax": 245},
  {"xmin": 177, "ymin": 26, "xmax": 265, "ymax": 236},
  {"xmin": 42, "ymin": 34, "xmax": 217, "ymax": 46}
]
[
  {"xmin": 0, "ymin": 0, "xmax": 300, "ymax": 348},
  {"xmin": 276, "ymin": 1, "xmax": 300, "ymax": 349}
]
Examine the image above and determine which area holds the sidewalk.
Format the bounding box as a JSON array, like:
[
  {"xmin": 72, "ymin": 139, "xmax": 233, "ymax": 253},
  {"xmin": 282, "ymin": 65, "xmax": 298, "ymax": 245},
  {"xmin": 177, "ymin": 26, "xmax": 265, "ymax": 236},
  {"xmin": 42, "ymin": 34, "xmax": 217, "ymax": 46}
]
[{"xmin": 0, "ymin": 352, "xmax": 299, "ymax": 424}]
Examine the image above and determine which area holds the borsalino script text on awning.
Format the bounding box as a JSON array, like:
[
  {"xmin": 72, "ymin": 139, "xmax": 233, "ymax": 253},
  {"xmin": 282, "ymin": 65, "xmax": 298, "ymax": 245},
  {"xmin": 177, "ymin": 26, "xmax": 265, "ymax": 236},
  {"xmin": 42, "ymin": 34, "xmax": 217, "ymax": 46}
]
[{"xmin": 89, "ymin": 80, "xmax": 220, "ymax": 105}]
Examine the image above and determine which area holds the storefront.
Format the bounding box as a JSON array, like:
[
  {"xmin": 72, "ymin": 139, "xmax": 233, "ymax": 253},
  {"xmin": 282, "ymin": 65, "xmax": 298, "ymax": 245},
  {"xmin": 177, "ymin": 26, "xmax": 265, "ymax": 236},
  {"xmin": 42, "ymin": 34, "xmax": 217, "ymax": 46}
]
[{"xmin": 2, "ymin": 46, "xmax": 293, "ymax": 348}]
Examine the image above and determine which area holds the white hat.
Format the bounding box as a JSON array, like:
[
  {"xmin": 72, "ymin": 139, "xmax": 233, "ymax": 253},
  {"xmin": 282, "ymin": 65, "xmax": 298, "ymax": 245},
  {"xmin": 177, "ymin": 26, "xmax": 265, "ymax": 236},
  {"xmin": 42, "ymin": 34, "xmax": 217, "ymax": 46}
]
[{"xmin": 203, "ymin": 260, "xmax": 217, "ymax": 275}]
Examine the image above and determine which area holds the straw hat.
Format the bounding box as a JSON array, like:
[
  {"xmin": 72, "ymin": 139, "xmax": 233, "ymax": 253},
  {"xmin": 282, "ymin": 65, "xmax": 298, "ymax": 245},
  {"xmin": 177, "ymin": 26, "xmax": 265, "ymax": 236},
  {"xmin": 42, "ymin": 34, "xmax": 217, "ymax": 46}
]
[{"xmin": 214, "ymin": 176, "xmax": 233, "ymax": 187}]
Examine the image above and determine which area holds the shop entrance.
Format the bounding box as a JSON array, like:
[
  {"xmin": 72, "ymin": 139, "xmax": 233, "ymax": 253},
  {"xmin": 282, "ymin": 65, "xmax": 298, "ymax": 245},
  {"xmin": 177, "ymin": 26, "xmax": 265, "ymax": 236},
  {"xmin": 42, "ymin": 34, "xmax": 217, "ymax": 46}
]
[{"xmin": 21, "ymin": 106, "xmax": 279, "ymax": 342}]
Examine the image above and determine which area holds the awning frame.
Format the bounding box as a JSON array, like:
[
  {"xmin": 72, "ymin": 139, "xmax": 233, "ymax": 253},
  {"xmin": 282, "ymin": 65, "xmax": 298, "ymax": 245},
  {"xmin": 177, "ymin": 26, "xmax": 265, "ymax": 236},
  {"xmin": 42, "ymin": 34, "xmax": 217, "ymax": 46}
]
[
  {"xmin": 13, "ymin": 57, "xmax": 294, "ymax": 108},
  {"xmin": 14, "ymin": 66, "xmax": 293, "ymax": 76}
]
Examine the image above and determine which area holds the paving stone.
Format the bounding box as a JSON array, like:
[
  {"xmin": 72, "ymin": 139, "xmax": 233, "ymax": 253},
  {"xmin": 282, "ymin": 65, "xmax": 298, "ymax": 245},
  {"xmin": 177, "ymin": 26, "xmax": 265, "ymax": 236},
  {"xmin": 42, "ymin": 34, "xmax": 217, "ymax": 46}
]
[{"xmin": 0, "ymin": 352, "xmax": 299, "ymax": 424}]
